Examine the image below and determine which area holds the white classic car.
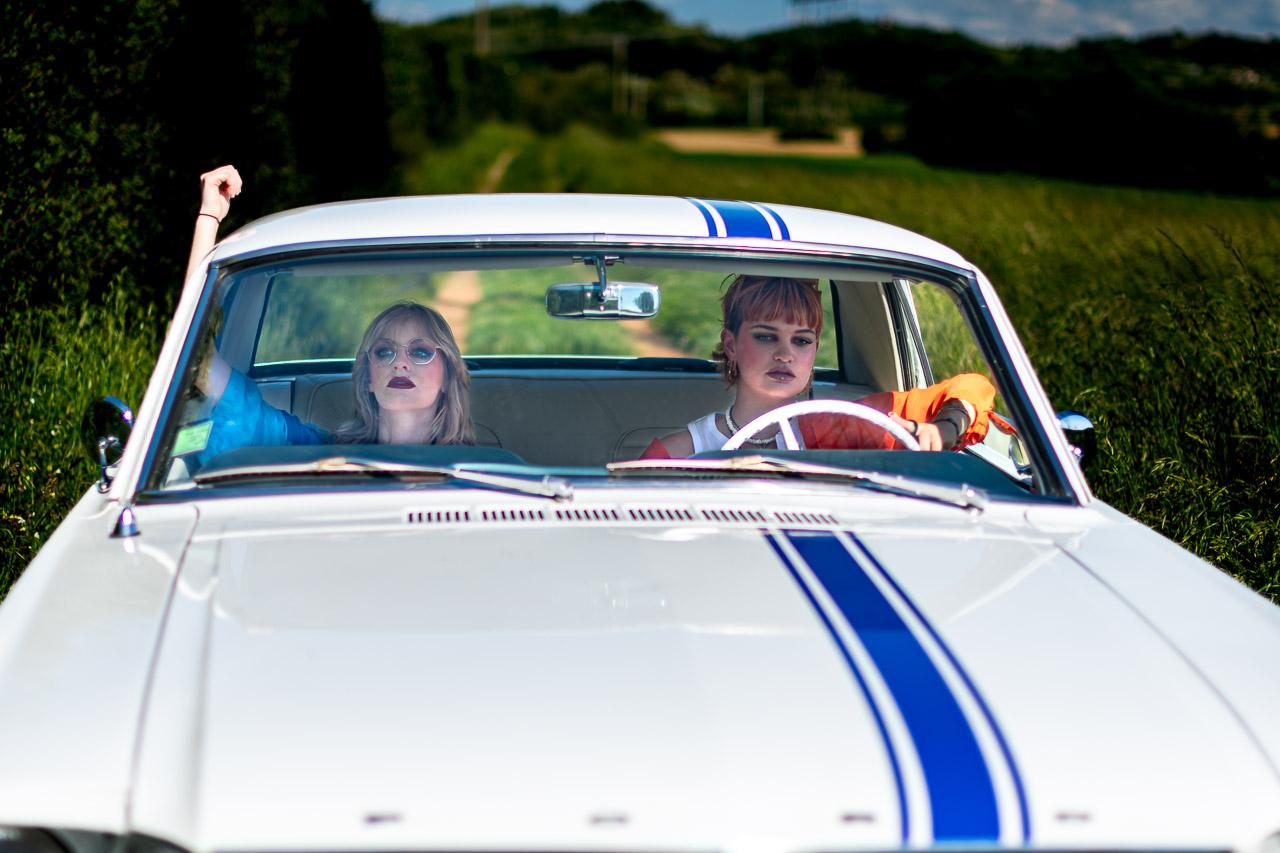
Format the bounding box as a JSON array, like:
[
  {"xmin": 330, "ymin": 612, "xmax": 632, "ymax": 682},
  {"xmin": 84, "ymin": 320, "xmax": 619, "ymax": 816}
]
[{"xmin": 4, "ymin": 195, "xmax": 1280, "ymax": 853}]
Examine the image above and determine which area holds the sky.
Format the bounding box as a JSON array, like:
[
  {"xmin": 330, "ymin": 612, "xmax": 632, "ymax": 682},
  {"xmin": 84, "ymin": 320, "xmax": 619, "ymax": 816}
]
[{"xmin": 373, "ymin": 0, "xmax": 1280, "ymax": 45}]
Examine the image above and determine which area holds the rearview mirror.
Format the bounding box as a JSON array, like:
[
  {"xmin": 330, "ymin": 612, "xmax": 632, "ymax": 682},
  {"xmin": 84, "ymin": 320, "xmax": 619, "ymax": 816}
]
[{"xmin": 546, "ymin": 282, "xmax": 660, "ymax": 319}]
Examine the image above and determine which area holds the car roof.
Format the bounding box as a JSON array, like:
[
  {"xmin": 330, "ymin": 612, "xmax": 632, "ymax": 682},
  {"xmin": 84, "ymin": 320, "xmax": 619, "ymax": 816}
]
[{"xmin": 211, "ymin": 193, "xmax": 973, "ymax": 270}]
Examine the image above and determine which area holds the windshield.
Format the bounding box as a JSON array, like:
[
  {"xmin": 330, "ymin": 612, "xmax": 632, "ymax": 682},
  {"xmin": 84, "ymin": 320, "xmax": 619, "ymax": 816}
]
[{"xmin": 149, "ymin": 251, "xmax": 1042, "ymax": 499}]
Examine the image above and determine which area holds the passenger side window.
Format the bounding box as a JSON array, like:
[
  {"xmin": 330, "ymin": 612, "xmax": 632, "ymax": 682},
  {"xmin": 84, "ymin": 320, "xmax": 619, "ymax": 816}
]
[
  {"xmin": 908, "ymin": 280, "xmax": 1023, "ymax": 466},
  {"xmin": 907, "ymin": 280, "xmax": 991, "ymax": 381}
]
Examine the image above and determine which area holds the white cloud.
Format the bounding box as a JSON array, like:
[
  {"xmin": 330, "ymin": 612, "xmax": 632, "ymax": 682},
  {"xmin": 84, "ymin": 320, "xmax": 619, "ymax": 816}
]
[
  {"xmin": 865, "ymin": 0, "xmax": 1279, "ymax": 42},
  {"xmin": 375, "ymin": 0, "xmax": 461, "ymax": 23}
]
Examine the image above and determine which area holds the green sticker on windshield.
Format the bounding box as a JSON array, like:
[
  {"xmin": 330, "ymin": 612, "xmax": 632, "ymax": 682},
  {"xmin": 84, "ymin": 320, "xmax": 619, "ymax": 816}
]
[{"xmin": 172, "ymin": 420, "xmax": 212, "ymax": 456}]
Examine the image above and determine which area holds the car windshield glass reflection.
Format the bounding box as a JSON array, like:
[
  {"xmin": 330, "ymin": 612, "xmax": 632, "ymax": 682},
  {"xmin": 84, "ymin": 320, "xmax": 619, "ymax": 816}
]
[{"xmin": 154, "ymin": 255, "xmax": 1034, "ymax": 498}]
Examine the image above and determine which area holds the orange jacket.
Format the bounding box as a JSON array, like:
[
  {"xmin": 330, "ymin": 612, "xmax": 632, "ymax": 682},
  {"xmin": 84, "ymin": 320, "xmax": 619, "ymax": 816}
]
[{"xmin": 641, "ymin": 373, "xmax": 997, "ymax": 459}]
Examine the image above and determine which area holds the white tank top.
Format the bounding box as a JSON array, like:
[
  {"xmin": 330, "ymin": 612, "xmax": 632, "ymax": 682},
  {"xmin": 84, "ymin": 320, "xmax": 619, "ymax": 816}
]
[{"xmin": 686, "ymin": 412, "xmax": 783, "ymax": 454}]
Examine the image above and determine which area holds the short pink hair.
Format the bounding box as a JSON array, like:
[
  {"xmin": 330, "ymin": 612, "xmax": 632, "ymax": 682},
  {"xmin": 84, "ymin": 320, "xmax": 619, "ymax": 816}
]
[{"xmin": 711, "ymin": 276, "xmax": 823, "ymax": 384}]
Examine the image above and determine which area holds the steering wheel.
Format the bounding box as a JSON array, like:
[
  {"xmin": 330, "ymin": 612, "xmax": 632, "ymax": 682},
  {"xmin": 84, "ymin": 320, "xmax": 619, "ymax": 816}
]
[{"xmin": 721, "ymin": 399, "xmax": 922, "ymax": 451}]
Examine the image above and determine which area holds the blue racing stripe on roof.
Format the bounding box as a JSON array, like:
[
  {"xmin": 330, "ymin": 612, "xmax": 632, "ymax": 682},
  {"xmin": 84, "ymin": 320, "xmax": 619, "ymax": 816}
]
[
  {"xmin": 707, "ymin": 200, "xmax": 773, "ymax": 239},
  {"xmin": 848, "ymin": 533, "xmax": 1030, "ymax": 843},
  {"xmin": 766, "ymin": 533, "xmax": 909, "ymax": 845},
  {"xmin": 784, "ymin": 530, "xmax": 1001, "ymax": 843},
  {"xmin": 685, "ymin": 197, "xmax": 719, "ymax": 237},
  {"xmin": 761, "ymin": 204, "xmax": 791, "ymax": 240}
]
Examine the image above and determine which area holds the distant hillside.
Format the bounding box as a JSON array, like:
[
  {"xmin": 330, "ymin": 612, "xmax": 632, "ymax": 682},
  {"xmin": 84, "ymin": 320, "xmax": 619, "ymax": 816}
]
[
  {"xmin": 382, "ymin": 1, "xmax": 1280, "ymax": 194},
  {"xmin": 905, "ymin": 34, "xmax": 1280, "ymax": 193}
]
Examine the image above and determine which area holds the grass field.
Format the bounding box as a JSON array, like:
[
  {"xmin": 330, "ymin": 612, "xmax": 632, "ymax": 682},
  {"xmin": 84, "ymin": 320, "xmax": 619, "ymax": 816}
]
[
  {"xmin": 1, "ymin": 291, "xmax": 161, "ymax": 595},
  {"xmin": 3, "ymin": 123, "xmax": 1277, "ymax": 601}
]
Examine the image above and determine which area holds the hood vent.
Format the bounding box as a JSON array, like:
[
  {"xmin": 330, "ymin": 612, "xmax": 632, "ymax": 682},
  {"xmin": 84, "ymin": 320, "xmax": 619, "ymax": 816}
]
[
  {"xmin": 555, "ymin": 507, "xmax": 621, "ymax": 522},
  {"xmin": 405, "ymin": 504, "xmax": 841, "ymax": 528},
  {"xmin": 700, "ymin": 507, "xmax": 768, "ymax": 524},
  {"xmin": 774, "ymin": 510, "xmax": 839, "ymax": 526},
  {"xmin": 628, "ymin": 506, "xmax": 695, "ymax": 522},
  {"xmin": 407, "ymin": 509, "xmax": 471, "ymax": 524},
  {"xmin": 480, "ymin": 507, "xmax": 547, "ymax": 522}
]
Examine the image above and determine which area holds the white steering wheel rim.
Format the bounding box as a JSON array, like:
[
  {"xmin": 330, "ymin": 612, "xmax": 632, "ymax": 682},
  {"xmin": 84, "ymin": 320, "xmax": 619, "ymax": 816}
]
[{"xmin": 721, "ymin": 399, "xmax": 922, "ymax": 451}]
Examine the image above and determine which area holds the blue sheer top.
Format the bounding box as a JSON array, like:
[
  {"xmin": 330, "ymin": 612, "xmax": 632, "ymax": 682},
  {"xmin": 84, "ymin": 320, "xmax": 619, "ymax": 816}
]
[{"xmin": 197, "ymin": 370, "xmax": 328, "ymax": 466}]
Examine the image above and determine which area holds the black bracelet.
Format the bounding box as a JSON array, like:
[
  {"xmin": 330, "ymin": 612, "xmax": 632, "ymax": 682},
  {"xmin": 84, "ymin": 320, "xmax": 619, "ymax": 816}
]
[
  {"xmin": 907, "ymin": 418, "xmax": 919, "ymax": 436},
  {"xmin": 197, "ymin": 212, "xmax": 221, "ymax": 223}
]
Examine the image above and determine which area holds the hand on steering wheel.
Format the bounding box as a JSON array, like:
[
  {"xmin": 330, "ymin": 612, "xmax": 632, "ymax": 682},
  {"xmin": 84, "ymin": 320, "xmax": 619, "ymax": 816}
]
[
  {"xmin": 888, "ymin": 413, "xmax": 947, "ymax": 451},
  {"xmin": 721, "ymin": 399, "xmax": 921, "ymax": 451}
]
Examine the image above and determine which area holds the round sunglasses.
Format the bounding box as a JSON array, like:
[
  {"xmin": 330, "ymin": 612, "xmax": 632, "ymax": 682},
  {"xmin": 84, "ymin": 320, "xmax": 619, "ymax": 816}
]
[{"xmin": 365, "ymin": 338, "xmax": 439, "ymax": 366}]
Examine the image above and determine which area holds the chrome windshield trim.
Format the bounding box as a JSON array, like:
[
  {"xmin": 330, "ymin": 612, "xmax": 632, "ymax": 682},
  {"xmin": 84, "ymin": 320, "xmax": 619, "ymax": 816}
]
[
  {"xmin": 137, "ymin": 240, "xmax": 1081, "ymax": 504},
  {"xmin": 212, "ymin": 234, "xmax": 977, "ymax": 281}
]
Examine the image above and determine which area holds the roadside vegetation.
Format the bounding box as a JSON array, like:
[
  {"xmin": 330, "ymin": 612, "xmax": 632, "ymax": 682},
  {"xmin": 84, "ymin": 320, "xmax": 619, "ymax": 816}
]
[
  {"xmin": 1, "ymin": 294, "xmax": 160, "ymax": 594},
  {"xmin": 388, "ymin": 5, "xmax": 1280, "ymax": 196}
]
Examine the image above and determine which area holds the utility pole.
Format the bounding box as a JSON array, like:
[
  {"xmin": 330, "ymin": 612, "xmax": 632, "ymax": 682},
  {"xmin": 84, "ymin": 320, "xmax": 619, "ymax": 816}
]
[
  {"xmin": 612, "ymin": 34, "xmax": 628, "ymax": 116},
  {"xmin": 475, "ymin": 0, "xmax": 490, "ymax": 56},
  {"xmin": 748, "ymin": 77, "xmax": 764, "ymax": 127}
]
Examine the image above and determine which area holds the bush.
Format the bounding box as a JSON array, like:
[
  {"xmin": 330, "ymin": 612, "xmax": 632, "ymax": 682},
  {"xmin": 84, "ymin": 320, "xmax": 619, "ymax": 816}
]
[
  {"xmin": 1, "ymin": 0, "xmax": 395, "ymax": 599},
  {"xmin": 903, "ymin": 40, "xmax": 1280, "ymax": 196},
  {"xmin": 0, "ymin": 0, "xmax": 178, "ymax": 312}
]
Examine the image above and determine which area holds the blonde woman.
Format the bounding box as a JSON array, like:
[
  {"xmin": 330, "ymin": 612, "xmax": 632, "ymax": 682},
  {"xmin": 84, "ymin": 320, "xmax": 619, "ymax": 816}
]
[
  {"xmin": 188, "ymin": 166, "xmax": 473, "ymax": 463},
  {"xmin": 334, "ymin": 301, "xmax": 473, "ymax": 445}
]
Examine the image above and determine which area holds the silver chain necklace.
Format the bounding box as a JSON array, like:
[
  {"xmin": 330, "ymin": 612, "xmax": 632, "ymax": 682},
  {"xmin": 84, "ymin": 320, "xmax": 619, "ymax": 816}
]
[{"xmin": 723, "ymin": 405, "xmax": 776, "ymax": 446}]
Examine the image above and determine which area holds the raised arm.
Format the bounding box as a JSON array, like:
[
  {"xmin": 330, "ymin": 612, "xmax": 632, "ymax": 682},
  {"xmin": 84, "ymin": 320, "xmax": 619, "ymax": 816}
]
[
  {"xmin": 184, "ymin": 165, "xmax": 242, "ymax": 282},
  {"xmin": 186, "ymin": 166, "xmax": 242, "ymax": 399}
]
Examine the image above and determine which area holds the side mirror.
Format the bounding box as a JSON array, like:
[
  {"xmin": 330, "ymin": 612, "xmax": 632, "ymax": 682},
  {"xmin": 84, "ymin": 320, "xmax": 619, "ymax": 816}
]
[
  {"xmin": 1056, "ymin": 410, "xmax": 1096, "ymax": 473},
  {"xmin": 546, "ymin": 282, "xmax": 660, "ymax": 319},
  {"xmin": 81, "ymin": 396, "xmax": 134, "ymax": 492}
]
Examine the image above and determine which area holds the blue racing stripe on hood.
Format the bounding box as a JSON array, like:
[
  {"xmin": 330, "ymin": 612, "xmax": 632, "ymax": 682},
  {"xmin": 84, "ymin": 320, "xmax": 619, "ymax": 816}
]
[
  {"xmin": 784, "ymin": 529, "xmax": 1001, "ymax": 843},
  {"xmin": 847, "ymin": 533, "xmax": 1031, "ymax": 843},
  {"xmin": 767, "ymin": 533, "xmax": 909, "ymax": 845}
]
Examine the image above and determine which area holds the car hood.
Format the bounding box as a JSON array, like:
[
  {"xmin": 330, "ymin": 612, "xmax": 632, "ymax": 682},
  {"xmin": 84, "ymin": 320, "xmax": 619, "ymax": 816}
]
[{"xmin": 130, "ymin": 509, "xmax": 1280, "ymax": 851}]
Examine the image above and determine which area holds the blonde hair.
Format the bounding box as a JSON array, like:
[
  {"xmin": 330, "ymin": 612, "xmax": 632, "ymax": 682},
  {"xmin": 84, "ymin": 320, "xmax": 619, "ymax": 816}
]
[
  {"xmin": 335, "ymin": 302, "xmax": 475, "ymax": 445},
  {"xmin": 711, "ymin": 276, "xmax": 823, "ymax": 385}
]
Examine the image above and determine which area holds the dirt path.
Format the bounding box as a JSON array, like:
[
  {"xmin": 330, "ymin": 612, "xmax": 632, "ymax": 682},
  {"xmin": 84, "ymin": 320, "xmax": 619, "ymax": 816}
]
[
  {"xmin": 432, "ymin": 270, "xmax": 482, "ymax": 351},
  {"xmin": 430, "ymin": 147, "xmax": 519, "ymax": 348},
  {"xmin": 626, "ymin": 322, "xmax": 689, "ymax": 358},
  {"xmin": 480, "ymin": 147, "xmax": 518, "ymax": 193},
  {"xmin": 657, "ymin": 127, "xmax": 862, "ymax": 157},
  {"xmin": 431, "ymin": 145, "xmax": 689, "ymax": 358}
]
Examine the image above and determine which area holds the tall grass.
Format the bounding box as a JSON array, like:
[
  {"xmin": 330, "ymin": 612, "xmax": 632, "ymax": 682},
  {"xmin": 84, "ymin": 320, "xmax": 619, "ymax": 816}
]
[{"xmin": 1, "ymin": 291, "xmax": 161, "ymax": 596}]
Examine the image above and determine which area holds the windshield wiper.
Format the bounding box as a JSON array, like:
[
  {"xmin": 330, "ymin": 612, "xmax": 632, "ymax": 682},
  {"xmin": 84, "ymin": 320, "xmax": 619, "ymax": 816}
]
[
  {"xmin": 608, "ymin": 455, "xmax": 986, "ymax": 513},
  {"xmin": 193, "ymin": 455, "xmax": 573, "ymax": 501}
]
